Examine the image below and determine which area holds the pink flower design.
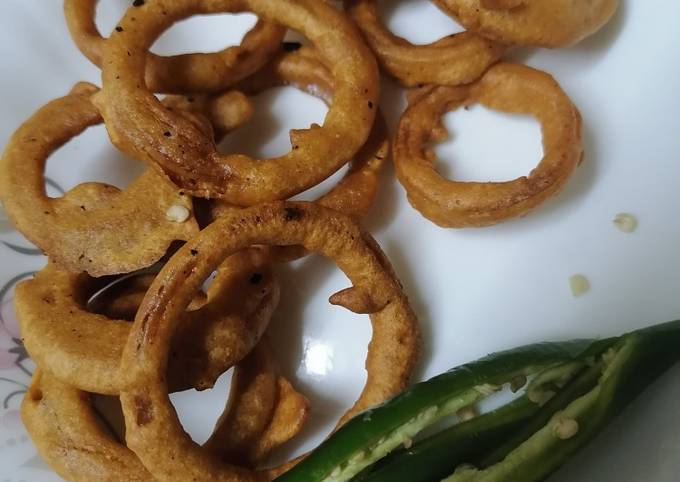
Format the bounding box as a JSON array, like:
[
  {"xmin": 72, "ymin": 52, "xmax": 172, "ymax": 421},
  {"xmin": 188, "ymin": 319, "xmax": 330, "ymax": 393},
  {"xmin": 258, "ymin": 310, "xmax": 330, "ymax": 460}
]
[
  {"xmin": 2, "ymin": 409, "xmax": 23, "ymax": 431},
  {"xmin": 1, "ymin": 296, "xmax": 20, "ymax": 339}
]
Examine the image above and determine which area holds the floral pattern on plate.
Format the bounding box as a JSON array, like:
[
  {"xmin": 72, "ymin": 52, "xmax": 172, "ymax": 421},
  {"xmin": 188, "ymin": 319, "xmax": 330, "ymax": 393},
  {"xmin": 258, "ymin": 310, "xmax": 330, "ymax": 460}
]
[{"xmin": 0, "ymin": 192, "xmax": 61, "ymax": 480}]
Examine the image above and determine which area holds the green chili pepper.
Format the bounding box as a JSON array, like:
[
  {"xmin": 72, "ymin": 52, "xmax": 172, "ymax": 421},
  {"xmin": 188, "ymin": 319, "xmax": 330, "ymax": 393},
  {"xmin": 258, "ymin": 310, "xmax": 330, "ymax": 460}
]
[
  {"xmin": 275, "ymin": 337, "xmax": 616, "ymax": 482},
  {"xmin": 476, "ymin": 361, "xmax": 603, "ymax": 468},
  {"xmin": 444, "ymin": 319, "xmax": 680, "ymax": 482},
  {"xmin": 275, "ymin": 320, "xmax": 680, "ymax": 482},
  {"xmin": 351, "ymin": 396, "xmax": 540, "ymax": 482}
]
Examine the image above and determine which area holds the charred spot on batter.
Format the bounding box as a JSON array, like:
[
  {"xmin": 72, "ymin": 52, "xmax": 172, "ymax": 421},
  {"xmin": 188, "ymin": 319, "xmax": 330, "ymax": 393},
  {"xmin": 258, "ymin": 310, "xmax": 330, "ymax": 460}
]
[
  {"xmin": 190, "ymin": 249, "xmax": 198, "ymax": 256},
  {"xmin": 134, "ymin": 396, "xmax": 153, "ymax": 426},
  {"xmin": 284, "ymin": 207, "xmax": 304, "ymax": 222},
  {"xmin": 29, "ymin": 388, "xmax": 43, "ymax": 402},
  {"xmin": 132, "ymin": 0, "xmax": 145, "ymax": 6},
  {"xmin": 282, "ymin": 42, "xmax": 302, "ymax": 52},
  {"xmin": 137, "ymin": 312, "xmax": 151, "ymax": 352},
  {"xmin": 249, "ymin": 273, "xmax": 263, "ymax": 284},
  {"xmin": 115, "ymin": 26, "xmax": 124, "ymax": 32}
]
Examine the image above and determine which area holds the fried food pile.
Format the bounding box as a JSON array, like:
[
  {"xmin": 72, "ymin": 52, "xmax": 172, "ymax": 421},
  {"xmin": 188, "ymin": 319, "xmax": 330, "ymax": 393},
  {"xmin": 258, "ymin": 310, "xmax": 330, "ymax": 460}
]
[{"xmin": 0, "ymin": 0, "xmax": 618, "ymax": 480}]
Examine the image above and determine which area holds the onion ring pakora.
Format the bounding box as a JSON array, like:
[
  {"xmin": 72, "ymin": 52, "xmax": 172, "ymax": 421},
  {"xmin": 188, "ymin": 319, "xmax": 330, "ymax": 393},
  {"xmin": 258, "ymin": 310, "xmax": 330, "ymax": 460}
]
[
  {"xmin": 394, "ymin": 63, "xmax": 583, "ymax": 228},
  {"xmin": 344, "ymin": 0, "xmax": 505, "ymax": 87},
  {"xmin": 164, "ymin": 89, "xmax": 255, "ymax": 141},
  {"xmin": 15, "ymin": 248, "xmax": 279, "ymax": 395},
  {"xmin": 205, "ymin": 45, "xmax": 387, "ymax": 260},
  {"xmin": 63, "ymin": 0, "xmax": 286, "ymax": 94},
  {"xmin": 0, "ymin": 83, "xmax": 198, "ymax": 276},
  {"xmin": 433, "ymin": 0, "xmax": 619, "ymax": 47},
  {"xmin": 117, "ymin": 201, "xmax": 420, "ymax": 481},
  {"xmin": 22, "ymin": 342, "xmax": 308, "ymax": 482},
  {"xmin": 205, "ymin": 338, "xmax": 310, "ymax": 466},
  {"xmin": 95, "ymin": 0, "xmax": 379, "ymax": 204}
]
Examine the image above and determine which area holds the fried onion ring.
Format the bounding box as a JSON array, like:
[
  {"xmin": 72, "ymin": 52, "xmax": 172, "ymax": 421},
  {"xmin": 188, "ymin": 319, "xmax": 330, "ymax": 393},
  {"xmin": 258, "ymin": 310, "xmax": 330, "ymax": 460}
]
[
  {"xmin": 15, "ymin": 247, "xmax": 278, "ymax": 395},
  {"xmin": 95, "ymin": 0, "xmax": 379, "ymax": 204},
  {"xmin": 344, "ymin": 0, "xmax": 505, "ymax": 87},
  {"xmin": 394, "ymin": 63, "xmax": 583, "ymax": 228},
  {"xmin": 432, "ymin": 0, "xmax": 619, "ymax": 47},
  {"xmin": 22, "ymin": 342, "xmax": 307, "ymax": 481},
  {"xmin": 0, "ymin": 83, "xmax": 198, "ymax": 276},
  {"xmin": 117, "ymin": 201, "xmax": 420, "ymax": 481},
  {"xmin": 235, "ymin": 46, "xmax": 387, "ymax": 221},
  {"xmin": 205, "ymin": 46, "xmax": 388, "ymax": 260},
  {"xmin": 63, "ymin": 0, "xmax": 286, "ymax": 94},
  {"xmin": 205, "ymin": 338, "xmax": 310, "ymax": 466}
]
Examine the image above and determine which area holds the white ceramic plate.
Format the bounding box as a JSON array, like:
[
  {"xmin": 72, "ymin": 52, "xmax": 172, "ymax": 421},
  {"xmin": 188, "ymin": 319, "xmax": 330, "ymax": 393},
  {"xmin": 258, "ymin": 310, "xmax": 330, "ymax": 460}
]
[{"xmin": 1, "ymin": 1, "xmax": 680, "ymax": 481}]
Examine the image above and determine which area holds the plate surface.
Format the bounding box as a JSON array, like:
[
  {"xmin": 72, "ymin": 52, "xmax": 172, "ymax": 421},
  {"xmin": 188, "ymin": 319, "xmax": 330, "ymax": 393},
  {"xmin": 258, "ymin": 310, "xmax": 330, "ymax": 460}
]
[{"xmin": 1, "ymin": 1, "xmax": 680, "ymax": 481}]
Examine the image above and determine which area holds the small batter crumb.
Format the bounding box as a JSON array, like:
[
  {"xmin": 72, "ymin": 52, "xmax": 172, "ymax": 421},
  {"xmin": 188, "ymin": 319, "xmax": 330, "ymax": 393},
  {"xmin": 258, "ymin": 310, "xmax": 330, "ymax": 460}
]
[
  {"xmin": 570, "ymin": 274, "xmax": 590, "ymax": 297},
  {"xmin": 613, "ymin": 213, "xmax": 637, "ymax": 233}
]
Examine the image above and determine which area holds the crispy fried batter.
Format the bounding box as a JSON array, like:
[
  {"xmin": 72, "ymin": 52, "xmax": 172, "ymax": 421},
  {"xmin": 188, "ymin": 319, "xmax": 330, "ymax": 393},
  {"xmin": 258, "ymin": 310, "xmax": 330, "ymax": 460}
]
[
  {"xmin": 433, "ymin": 0, "xmax": 619, "ymax": 47},
  {"xmin": 345, "ymin": 0, "xmax": 505, "ymax": 86},
  {"xmin": 22, "ymin": 343, "xmax": 307, "ymax": 482},
  {"xmin": 205, "ymin": 339, "xmax": 310, "ymax": 467},
  {"xmin": 0, "ymin": 84, "xmax": 198, "ymax": 276},
  {"xmin": 63, "ymin": 0, "xmax": 286, "ymax": 93},
  {"xmin": 95, "ymin": 0, "xmax": 379, "ymax": 204},
  {"xmin": 118, "ymin": 202, "xmax": 420, "ymax": 481},
  {"xmin": 394, "ymin": 63, "xmax": 583, "ymax": 227},
  {"xmin": 208, "ymin": 47, "xmax": 388, "ymax": 261},
  {"xmin": 16, "ymin": 248, "xmax": 278, "ymax": 395}
]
